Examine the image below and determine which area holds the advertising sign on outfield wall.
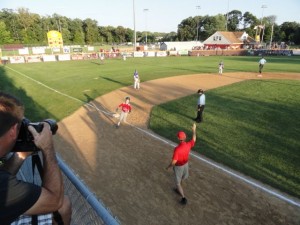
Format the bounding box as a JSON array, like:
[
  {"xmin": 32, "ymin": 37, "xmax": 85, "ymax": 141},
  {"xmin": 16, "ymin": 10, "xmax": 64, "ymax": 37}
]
[
  {"xmin": 178, "ymin": 50, "xmax": 189, "ymax": 56},
  {"xmin": 52, "ymin": 47, "xmax": 61, "ymax": 53},
  {"xmin": 32, "ymin": 47, "xmax": 46, "ymax": 54},
  {"xmin": 9, "ymin": 56, "xmax": 25, "ymax": 64},
  {"xmin": 293, "ymin": 50, "xmax": 300, "ymax": 55},
  {"xmin": 57, "ymin": 54, "xmax": 71, "ymax": 61},
  {"xmin": 169, "ymin": 50, "xmax": 177, "ymax": 56},
  {"xmin": 18, "ymin": 48, "xmax": 29, "ymax": 55},
  {"xmin": 88, "ymin": 46, "xmax": 94, "ymax": 51},
  {"xmin": 63, "ymin": 47, "xmax": 70, "ymax": 53},
  {"xmin": 43, "ymin": 55, "xmax": 56, "ymax": 62},
  {"xmin": 144, "ymin": 52, "xmax": 155, "ymax": 57},
  {"xmin": 73, "ymin": 48, "xmax": 83, "ymax": 53},
  {"xmin": 27, "ymin": 56, "xmax": 42, "ymax": 63},
  {"xmin": 133, "ymin": 51, "xmax": 144, "ymax": 57},
  {"xmin": 156, "ymin": 51, "xmax": 167, "ymax": 57}
]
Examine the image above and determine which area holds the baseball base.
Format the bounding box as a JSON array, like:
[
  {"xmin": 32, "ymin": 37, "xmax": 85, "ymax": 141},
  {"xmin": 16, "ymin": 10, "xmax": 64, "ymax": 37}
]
[{"xmin": 112, "ymin": 113, "xmax": 120, "ymax": 118}]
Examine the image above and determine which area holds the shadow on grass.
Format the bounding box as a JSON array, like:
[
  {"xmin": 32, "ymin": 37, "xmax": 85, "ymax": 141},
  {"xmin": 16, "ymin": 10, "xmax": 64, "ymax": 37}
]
[
  {"xmin": 0, "ymin": 66, "xmax": 55, "ymax": 121},
  {"xmin": 99, "ymin": 76, "xmax": 127, "ymax": 86},
  {"xmin": 90, "ymin": 61, "xmax": 103, "ymax": 66}
]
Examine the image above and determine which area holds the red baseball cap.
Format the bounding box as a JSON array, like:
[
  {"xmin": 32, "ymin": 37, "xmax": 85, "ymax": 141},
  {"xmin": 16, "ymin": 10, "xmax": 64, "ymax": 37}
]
[{"xmin": 177, "ymin": 131, "xmax": 186, "ymax": 140}]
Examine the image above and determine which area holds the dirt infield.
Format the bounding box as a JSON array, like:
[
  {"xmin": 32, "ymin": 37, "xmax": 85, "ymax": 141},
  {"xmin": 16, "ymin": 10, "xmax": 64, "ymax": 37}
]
[{"xmin": 54, "ymin": 72, "xmax": 300, "ymax": 225}]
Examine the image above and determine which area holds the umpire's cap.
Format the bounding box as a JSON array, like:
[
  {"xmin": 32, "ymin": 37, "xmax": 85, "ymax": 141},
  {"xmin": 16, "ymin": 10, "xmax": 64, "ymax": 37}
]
[{"xmin": 197, "ymin": 89, "xmax": 204, "ymax": 94}]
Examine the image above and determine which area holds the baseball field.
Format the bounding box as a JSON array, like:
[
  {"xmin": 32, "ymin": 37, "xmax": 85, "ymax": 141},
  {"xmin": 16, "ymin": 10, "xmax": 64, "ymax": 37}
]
[{"xmin": 1, "ymin": 55, "xmax": 300, "ymax": 224}]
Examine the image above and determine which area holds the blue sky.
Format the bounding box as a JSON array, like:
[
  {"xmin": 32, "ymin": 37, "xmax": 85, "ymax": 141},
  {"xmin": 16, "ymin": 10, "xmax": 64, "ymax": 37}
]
[{"xmin": 1, "ymin": 0, "xmax": 299, "ymax": 32}]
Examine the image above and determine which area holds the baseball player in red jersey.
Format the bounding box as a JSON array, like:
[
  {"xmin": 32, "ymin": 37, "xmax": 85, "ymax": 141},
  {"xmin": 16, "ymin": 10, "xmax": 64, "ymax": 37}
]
[
  {"xmin": 116, "ymin": 96, "xmax": 132, "ymax": 128},
  {"xmin": 166, "ymin": 123, "xmax": 196, "ymax": 205}
]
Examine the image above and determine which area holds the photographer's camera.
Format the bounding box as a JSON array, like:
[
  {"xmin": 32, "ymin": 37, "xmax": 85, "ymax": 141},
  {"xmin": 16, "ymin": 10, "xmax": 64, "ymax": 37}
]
[{"xmin": 12, "ymin": 118, "xmax": 58, "ymax": 152}]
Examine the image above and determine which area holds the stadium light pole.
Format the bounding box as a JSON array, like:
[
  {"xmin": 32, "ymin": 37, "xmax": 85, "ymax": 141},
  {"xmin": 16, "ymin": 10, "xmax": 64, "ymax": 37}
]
[
  {"xmin": 225, "ymin": 0, "xmax": 229, "ymax": 31},
  {"xmin": 143, "ymin": 9, "xmax": 149, "ymax": 45},
  {"xmin": 133, "ymin": 0, "xmax": 136, "ymax": 51},
  {"xmin": 195, "ymin": 6, "xmax": 201, "ymax": 42},
  {"xmin": 260, "ymin": 4, "xmax": 267, "ymax": 44},
  {"xmin": 269, "ymin": 16, "xmax": 276, "ymax": 49}
]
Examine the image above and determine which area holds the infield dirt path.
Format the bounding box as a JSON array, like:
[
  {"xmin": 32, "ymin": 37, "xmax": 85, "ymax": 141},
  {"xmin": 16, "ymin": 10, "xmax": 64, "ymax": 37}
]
[{"xmin": 54, "ymin": 72, "xmax": 300, "ymax": 225}]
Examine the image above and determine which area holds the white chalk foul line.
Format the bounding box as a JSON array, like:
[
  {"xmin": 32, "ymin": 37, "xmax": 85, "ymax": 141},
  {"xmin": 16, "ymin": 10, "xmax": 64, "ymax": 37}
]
[
  {"xmin": 7, "ymin": 66, "xmax": 300, "ymax": 208},
  {"xmin": 131, "ymin": 124, "xmax": 300, "ymax": 208},
  {"xmin": 6, "ymin": 66, "xmax": 112, "ymax": 116}
]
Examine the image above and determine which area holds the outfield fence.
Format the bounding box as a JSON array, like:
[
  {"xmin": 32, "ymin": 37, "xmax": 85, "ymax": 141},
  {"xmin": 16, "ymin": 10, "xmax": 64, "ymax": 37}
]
[
  {"xmin": 17, "ymin": 153, "xmax": 120, "ymax": 225},
  {"xmin": 1, "ymin": 49, "xmax": 299, "ymax": 65}
]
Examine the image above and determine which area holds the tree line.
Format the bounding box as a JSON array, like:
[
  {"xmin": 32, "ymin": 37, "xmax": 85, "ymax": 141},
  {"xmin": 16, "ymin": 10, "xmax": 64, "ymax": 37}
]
[{"xmin": 0, "ymin": 8, "xmax": 299, "ymax": 46}]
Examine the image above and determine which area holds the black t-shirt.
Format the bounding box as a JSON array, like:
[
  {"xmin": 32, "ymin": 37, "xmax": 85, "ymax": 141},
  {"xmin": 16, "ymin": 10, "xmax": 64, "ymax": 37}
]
[{"xmin": 0, "ymin": 169, "xmax": 41, "ymax": 225}]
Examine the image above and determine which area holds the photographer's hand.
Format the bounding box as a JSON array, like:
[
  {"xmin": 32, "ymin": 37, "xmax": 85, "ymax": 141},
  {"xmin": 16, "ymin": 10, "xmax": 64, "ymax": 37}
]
[{"xmin": 28, "ymin": 123, "xmax": 53, "ymax": 152}]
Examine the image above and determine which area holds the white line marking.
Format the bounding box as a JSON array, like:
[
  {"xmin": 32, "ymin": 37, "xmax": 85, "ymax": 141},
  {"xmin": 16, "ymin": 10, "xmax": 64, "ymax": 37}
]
[
  {"xmin": 6, "ymin": 66, "xmax": 111, "ymax": 116},
  {"xmin": 7, "ymin": 66, "xmax": 300, "ymax": 208}
]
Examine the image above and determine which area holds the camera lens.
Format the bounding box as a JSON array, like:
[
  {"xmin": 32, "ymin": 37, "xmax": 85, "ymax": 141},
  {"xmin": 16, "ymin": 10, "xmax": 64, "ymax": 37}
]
[{"xmin": 44, "ymin": 119, "xmax": 58, "ymax": 135}]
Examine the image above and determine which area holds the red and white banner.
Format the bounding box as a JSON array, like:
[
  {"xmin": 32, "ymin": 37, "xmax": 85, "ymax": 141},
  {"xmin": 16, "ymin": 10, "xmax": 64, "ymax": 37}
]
[
  {"xmin": 9, "ymin": 56, "xmax": 25, "ymax": 64},
  {"xmin": 156, "ymin": 51, "xmax": 167, "ymax": 57}
]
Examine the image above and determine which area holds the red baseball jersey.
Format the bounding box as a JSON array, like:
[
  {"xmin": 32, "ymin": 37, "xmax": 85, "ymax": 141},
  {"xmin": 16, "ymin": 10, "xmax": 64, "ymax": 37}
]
[
  {"xmin": 119, "ymin": 103, "xmax": 131, "ymax": 112},
  {"xmin": 172, "ymin": 139, "xmax": 195, "ymax": 166}
]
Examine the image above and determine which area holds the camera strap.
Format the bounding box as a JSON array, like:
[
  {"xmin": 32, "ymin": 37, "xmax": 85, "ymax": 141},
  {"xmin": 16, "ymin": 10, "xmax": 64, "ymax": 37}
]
[{"xmin": 31, "ymin": 154, "xmax": 64, "ymax": 225}]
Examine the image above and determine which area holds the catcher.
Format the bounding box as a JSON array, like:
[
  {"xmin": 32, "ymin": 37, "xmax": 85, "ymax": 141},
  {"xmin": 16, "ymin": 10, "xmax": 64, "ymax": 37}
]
[{"xmin": 116, "ymin": 96, "xmax": 132, "ymax": 128}]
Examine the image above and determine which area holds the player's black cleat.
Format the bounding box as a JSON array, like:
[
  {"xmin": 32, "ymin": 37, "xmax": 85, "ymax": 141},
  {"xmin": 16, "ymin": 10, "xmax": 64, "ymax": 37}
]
[{"xmin": 180, "ymin": 197, "xmax": 187, "ymax": 205}]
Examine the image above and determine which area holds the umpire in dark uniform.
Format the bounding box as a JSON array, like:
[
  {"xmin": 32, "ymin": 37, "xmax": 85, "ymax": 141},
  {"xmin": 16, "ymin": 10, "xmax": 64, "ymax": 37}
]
[{"xmin": 194, "ymin": 89, "xmax": 205, "ymax": 123}]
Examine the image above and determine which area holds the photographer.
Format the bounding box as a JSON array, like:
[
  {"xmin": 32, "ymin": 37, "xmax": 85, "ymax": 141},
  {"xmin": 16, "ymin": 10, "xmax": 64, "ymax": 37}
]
[{"xmin": 0, "ymin": 92, "xmax": 71, "ymax": 225}]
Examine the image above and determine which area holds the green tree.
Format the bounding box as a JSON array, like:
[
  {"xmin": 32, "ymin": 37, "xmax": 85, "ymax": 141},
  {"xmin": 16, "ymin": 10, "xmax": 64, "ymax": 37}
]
[
  {"xmin": 56, "ymin": 15, "xmax": 71, "ymax": 45},
  {"xmin": 83, "ymin": 18, "xmax": 99, "ymax": 44},
  {"xmin": 16, "ymin": 8, "xmax": 38, "ymax": 43},
  {"xmin": 161, "ymin": 32, "xmax": 178, "ymax": 42},
  {"xmin": 177, "ymin": 16, "xmax": 197, "ymax": 41},
  {"xmin": 99, "ymin": 26, "xmax": 114, "ymax": 44},
  {"xmin": 227, "ymin": 10, "xmax": 242, "ymax": 31},
  {"xmin": 280, "ymin": 22, "xmax": 300, "ymax": 44},
  {"xmin": 0, "ymin": 21, "xmax": 13, "ymax": 44},
  {"xmin": 27, "ymin": 15, "xmax": 46, "ymax": 45},
  {"xmin": 293, "ymin": 26, "xmax": 300, "ymax": 45},
  {"xmin": 198, "ymin": 15, "xmax": 226, "ymax": 41},
  {"xmin": 125, "ymin": 28, "xmax": 133, "ymax": 43},
  {"xmin": 114, "ymin": 26, "xmax": 127, "ymax": 43},
  {"xmin": 260, "ymin": 15, "xmax": 277, "ymax": 44},
  {"xmin": 243, "ymin": 12, "xmax": 259, "ymax": 38},
  {"xmin": 242, "ymin": 12, "xmax": 259, "ymax": 29},
  {"xmin": 0, "ymin": 9, "xmax": 19, "ymax": 42},
  {"xmin": 69, "ymin": 19, "xmax": 85, "ymax": 44}
]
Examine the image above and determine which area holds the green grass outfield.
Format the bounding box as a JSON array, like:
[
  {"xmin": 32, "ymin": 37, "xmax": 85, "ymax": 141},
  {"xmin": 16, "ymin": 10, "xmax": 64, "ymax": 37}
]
[{"xmin": 1, "ymin": 55, "xmax": 300, "ymax": 198}]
